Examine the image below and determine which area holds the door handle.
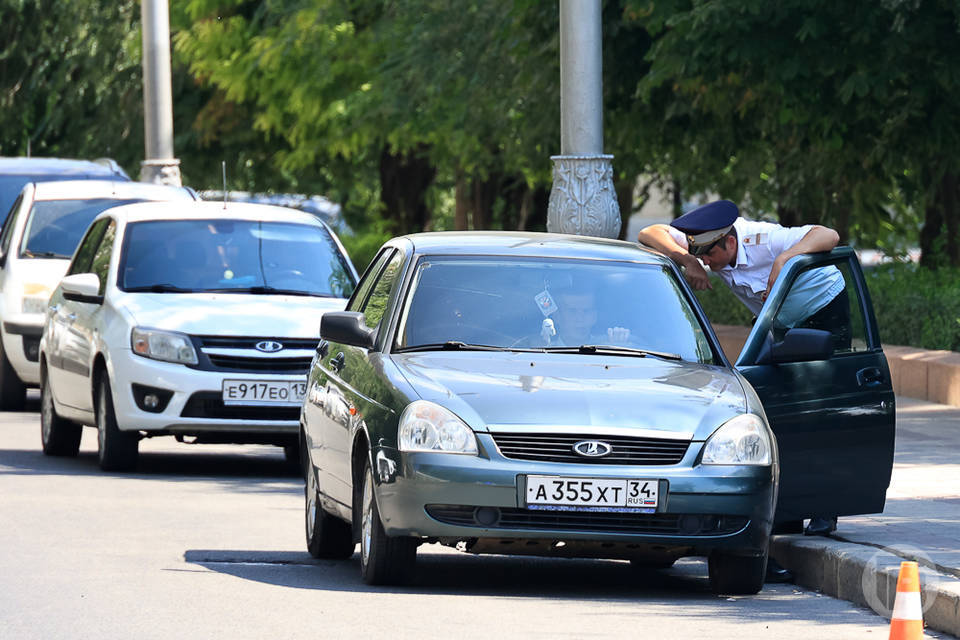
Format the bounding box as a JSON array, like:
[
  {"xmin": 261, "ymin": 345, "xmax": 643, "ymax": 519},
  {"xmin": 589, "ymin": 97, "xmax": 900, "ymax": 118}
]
[
  {"xmin": 330, "ymin": 352, "xmax": 345, "ymax": 373},
  {"xmin": 857, "ymin": 367, "xmax": 883, "ymax": 387}
]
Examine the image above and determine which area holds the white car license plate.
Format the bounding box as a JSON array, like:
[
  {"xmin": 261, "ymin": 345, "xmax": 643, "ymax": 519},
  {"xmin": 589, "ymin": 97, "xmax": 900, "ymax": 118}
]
[
  {"xmin": 222, "ymin": 380, "xmax": 307, "ymax": 405},
  {"xmin": 525, "ymin": 475, "xmax": 659, "ymax": 513}
]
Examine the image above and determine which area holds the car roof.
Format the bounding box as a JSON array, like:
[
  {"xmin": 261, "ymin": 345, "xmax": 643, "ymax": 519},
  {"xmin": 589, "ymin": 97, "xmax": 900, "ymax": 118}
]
[
  {"xmin": 101, "ymin": 200, "xmax": 329, "ymax": 226},
  {"xmin": 30, "ymin": 180, "xmax": 195, "ymax": 201},
  {"xmin": 401, "ymin": 231, "xmax": 670, "ymax": 266},
  {"xmin": 0, "ymin": 157, "xmax": 128, "ymax": 178}
]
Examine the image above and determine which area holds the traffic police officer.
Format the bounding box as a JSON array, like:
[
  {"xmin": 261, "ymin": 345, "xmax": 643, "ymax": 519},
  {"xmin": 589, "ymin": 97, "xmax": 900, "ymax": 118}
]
[{"xmin": 637, "ymin": 200, "xmax": 843, "ymax": 538}]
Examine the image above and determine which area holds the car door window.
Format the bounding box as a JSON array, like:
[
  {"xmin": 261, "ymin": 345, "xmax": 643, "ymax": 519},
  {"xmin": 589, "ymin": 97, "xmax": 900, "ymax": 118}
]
[
  {"xmin": 67, "ymin": 219, "xmax": 110, "ymax": 277},
  {"xmin": 360, "ymin": 251, "xmax": 405, "ymax": 329},
  {"xmin": 346, "ymin": 249, "xmax": 395, "ymax": 313},
  {"xmin": 89, "ymin": 220, "xmax": 116, "ymax": 295},
  {"xmin": 772, "ymin": 261, "xmax": 868, "ymax": 355}
]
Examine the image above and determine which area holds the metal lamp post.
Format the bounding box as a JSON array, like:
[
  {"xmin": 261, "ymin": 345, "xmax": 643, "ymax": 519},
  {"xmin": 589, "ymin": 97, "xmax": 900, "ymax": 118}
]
[
  {"xmin": 140, "ymin": 0, "xmax": 182, "ymax": 185},
  {"xmin": 547, "ymin": 0, "xmax": 620, "ymax": 238}
]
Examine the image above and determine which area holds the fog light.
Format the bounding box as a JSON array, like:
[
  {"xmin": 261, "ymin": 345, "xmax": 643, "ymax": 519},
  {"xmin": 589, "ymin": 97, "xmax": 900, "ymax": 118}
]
[
  {"xmin": 131, "ymin": 383, "xmax": 173, "ymax": 413},
  {"xmin": 473, "ymin": 507, "xmax": 500, "ymax": 527},
  {"xmin": 678, "ymin": 514, "xmax": 702, "ymax": 535},
  {"xmin": 143, "ymin": 394, "xmax": 159, "ymax": 409}
]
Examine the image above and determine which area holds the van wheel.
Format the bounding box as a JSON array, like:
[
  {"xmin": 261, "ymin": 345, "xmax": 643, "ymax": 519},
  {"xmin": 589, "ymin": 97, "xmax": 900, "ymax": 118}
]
[
  {"xmin": 359, "ymin": 460, "xmax": 417, "ymax": 585},
  {"xmin": 40, "ymin": 371, "xmax": 81, "ymax": 456},
  {"xmin": 305, "ymin": 461, "xmax": 355, "ymax": 559},
  {"xmin": 708, "ymin": 547, "xmax": 768, "ymax": 595},
  {"xmin": 0, "ymin": 340, "xmax": 26, "ymax": 411},
  {"xmin": 96, "ymin": 374, "xmax": 138, "ymax": 471}
]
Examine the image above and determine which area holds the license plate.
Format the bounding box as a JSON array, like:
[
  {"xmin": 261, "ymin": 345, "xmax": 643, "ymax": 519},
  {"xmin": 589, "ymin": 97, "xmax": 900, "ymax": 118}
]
[
  {"xmin": 525, "ymin": 475, "xmax": 659, "ymax": 513},
  {"xmin": 222, "ymin": 380, "xmax": 307, "ymax": 405}
]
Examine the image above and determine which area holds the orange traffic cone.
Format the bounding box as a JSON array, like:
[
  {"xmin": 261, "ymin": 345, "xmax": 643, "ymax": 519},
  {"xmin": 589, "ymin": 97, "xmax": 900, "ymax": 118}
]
[{"xmin": 889, "ymin": 561, "xmax": 924, "ymax": 639}]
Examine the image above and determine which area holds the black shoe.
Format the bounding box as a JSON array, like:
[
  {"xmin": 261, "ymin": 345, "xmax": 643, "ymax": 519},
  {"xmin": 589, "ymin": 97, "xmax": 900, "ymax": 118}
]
[
  {"xmin": 804, "ymin": 516, "xmax": 838, "ymax": 536},
  {"xmin": 765, "ymin": 558, "xmax": 794, "ymax": 583}
]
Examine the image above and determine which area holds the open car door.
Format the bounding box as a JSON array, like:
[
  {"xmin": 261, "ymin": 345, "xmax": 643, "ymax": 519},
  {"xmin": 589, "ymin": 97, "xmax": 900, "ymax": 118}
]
[{"xmin": 735, "ymin": 247, "xmax": 895, "ymax": 524}]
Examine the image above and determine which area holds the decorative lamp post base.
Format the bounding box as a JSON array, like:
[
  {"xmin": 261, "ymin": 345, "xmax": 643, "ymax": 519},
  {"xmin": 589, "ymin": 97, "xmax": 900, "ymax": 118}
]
[
  {"xmin": 140, "ymin": 158, "xmax": 182, "ymax": 186},
  {"xmin": 547, "ymin": 154, "xmax": 621, "ymax": 238}
]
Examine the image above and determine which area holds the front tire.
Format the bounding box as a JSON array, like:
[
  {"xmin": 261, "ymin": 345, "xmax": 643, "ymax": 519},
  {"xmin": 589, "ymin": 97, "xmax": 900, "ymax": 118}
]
[
  {"xmin": 305, "ymin": 460, "xmax": 355, "ymax": 559},
  {"xmin": 359, "ymin": 460, "xmax": 417, "ymax": 585},
  {"xmin": 96, "ymin": 374, "xmax": 138, "ymax": 471},
  {"xmin": 40, "ymin": 370, "xmax": 81, "ymax": 456},
  {"xmin": 0, "ymin": 339, "xmax": 26, "ymax": 411},
  {"xmin": 708, "ymin": 546, "xmax": 768, "ymax": 595}
]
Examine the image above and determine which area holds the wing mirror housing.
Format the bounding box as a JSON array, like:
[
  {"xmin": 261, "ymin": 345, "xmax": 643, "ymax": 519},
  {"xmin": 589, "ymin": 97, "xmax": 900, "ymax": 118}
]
[
  {"xmin": 61, "ymin": 273, "xmax": 103, "ymax": 305},
  {"xmin": 757, "ymin": 328, "xmax": 833, "ymax": 364},
  {"xmin": 320, "ymin": 311, "xmax": 375, "ymax": 349}
]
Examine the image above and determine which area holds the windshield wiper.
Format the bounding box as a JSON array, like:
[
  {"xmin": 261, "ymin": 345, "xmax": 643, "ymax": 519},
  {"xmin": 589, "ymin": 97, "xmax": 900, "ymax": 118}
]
[
  {"xmin": 398, "ymin": 341, "xmax": 509, "ymax": 353},
  {"xmin": 22, "ymin": 250, "xmax": 71, "ymax": 259},
  {"xmin": 204, "ymin": 286, "xmax": 332, "ymax": 297},
  {"xmin": 542, "ymin": 345, "xmax": 683, "ymax": 360},
  {"xmin": 124, "ymin": 284, "xmax": 197, "ymax": 293}
]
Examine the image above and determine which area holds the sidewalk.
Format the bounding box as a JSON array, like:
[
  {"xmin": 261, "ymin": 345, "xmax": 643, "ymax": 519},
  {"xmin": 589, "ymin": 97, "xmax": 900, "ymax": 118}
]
[{"xmin": 770, "ymin": 397, "xmax": 960, "ymax": 636}]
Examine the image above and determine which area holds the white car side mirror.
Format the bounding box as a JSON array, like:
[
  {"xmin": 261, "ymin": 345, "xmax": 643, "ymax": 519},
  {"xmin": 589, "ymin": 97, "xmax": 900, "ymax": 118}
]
[{"xmin": 61, "ymin": 273, "xmax": 102, "ymax": 303}]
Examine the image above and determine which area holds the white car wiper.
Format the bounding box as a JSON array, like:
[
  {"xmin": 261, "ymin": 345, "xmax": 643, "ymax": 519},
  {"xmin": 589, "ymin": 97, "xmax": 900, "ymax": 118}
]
[
  {"xmin": 22, "ymin": 250, "xmax": 71, "ymax": 259},
  {"xmin": 397, "ymin": 341, "xmax": 509, "ymax": 353},
  {"xmin": 124, "ymin": 284, "xmax": 197, "ymax": 293},
  {"xmin": 542, "ymin": 344, "xmax": 683, "ymax": 360}
]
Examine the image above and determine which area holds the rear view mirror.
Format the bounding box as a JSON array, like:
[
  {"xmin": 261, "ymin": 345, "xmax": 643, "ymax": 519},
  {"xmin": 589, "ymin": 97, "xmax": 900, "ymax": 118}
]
[
  {"xmin": 769, "ymin": 329, "xmax": 833, "ymax": 363},
  {"xmin": 320, "ymin": 311, "xmax": 375, "ymax": 349},
  {"xmin": 761, "ymin": 328, "xmax": 833, "ymax": 364},
  {"xmin": 61, "ymin": 273, "xmax": 103, "ymax": 305}
]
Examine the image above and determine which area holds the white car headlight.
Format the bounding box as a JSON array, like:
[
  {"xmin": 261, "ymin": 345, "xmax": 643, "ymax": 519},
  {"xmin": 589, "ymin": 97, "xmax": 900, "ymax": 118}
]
[
  {"xmin": 701, "ymin": 413, "xmax": 772, "ymax": 465},
  {"xmin": 131, "ymin": 327, "xmax": 198, "ymax": 365},
  {"xmin": 22, "ymin": 295, "xmax": 50, "ymax": 315},
  {"xmin": 398, "ymin": 401, "xmax": 478, "ymax": 455}
]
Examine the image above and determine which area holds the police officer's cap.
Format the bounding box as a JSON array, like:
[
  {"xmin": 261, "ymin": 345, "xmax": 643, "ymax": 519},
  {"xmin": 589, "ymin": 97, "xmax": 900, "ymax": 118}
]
[{"xmin": 670, "ymin": 200, "xmax": 739, "ymax": 256}]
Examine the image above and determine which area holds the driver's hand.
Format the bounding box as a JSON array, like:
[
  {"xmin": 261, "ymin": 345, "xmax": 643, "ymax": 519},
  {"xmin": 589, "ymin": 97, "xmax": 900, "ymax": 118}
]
[{"xmin": 607, "ymin": 326, "xmax": 631, "ymax": 345}]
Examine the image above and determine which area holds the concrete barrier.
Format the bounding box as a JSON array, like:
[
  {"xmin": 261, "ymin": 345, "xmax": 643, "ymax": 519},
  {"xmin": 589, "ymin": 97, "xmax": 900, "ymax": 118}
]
[{"xmin": 712, "ymin": 324, "xmax": 960, "ymax": 408}]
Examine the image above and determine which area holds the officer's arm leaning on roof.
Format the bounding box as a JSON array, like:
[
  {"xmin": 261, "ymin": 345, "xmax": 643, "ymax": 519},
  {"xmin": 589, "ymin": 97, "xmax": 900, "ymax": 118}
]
[{"xmin": 636, "ymin": 207, "xmax": 839, "ymax": 300}]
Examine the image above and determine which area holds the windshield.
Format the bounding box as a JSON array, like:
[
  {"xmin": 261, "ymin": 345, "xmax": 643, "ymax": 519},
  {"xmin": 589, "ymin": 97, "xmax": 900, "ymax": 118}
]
[
  {"xmin": 396, "ymin": 256, "xmax": 716, "ymax": 363},
  {"xmin": 118, "ymin": 219, "xmax": 356, "ymax": 298},
  {"xmin": 19, "ymin": 198, "xmax": 141, "ymax": 259}
]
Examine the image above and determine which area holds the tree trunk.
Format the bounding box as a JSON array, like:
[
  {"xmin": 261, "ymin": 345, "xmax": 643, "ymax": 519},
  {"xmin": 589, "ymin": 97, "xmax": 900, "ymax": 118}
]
[
  {"xmin": 454, "ymin": 172, "xmax": 469, "ymax": 230},
  {"xmin": 378, "ymin": 145, "xmax": 436, "ymax": 235},
  {"xmin": 471, "ymin": 173, "xmax": 500, "ymax": 230},
  {"xmin": 920, "ymin": 170, "xmax": 960, "ymax": 268},
  {"xmin": 671, "ymin": 179, "xmax": 683, "ymax": 219},
  {"xmin": 614, "ymin": 173, "xmax": 634, "ymax": 241}
]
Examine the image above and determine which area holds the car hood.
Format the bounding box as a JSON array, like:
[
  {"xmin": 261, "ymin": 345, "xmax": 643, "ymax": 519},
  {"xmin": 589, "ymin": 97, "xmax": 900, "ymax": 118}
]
[
  {"xmin": 116, "ymin": 293, "xmax": 347, "ymax": 337},
  {"xmin": 391, "ymin": 352, "xmax": 747, "ymax": 441}
]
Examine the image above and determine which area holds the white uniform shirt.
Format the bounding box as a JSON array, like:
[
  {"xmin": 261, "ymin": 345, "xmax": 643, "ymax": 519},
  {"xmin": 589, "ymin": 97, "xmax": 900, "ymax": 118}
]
[{"xmin": 667, "ymin": 217, "xmax": 845, "ymax": 325}]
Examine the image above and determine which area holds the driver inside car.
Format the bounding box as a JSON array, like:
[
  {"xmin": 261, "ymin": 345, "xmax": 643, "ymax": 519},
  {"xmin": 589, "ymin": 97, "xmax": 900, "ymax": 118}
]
[{"xmin": 542, "ymin": 285, "xmax": 633, "ymax": 347}]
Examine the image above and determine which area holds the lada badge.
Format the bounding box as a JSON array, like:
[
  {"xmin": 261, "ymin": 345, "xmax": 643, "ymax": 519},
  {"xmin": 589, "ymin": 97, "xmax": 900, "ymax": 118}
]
[
  {"xmin": 255, "ymin": 340, "xmax": 284, "ymax": 353},
  {"xmin": 573, "ymin": 440, "xmax": 612, "ymax": 458}
]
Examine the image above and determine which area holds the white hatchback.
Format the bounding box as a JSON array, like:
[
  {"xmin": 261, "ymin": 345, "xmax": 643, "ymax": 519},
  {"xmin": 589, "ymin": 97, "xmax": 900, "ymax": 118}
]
[
  {"xmin": 0, "ymin": 179, "xmax": 197, "ymax": 409},
  {"xmin": 38, "ymin": 201, "xmax": 358, "ymax": 470}
]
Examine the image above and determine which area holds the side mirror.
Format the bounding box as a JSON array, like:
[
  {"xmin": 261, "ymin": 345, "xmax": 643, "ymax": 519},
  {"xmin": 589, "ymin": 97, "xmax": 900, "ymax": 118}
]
[
  {"xmin": 61, "ymin": 273, "xmax": 103, "ymax": 305},
  {"xmin": 320, "ymin": 311, "xmax": 375, "ymax": 349},
  {"xmin": 766, "ymin": 328, "xmax": 833, "ymax": 364}
]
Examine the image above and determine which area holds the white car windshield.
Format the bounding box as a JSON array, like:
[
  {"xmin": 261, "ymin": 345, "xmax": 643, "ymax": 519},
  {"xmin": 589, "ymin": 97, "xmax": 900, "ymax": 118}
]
[
  {"xmin": 395, "ymin": 256, "xmax": 716, "ymax": 363},
  {"xmin": 118, "ymin": 218, "xmax": 355, "ymax": 298},
  {"xmin": 20, "ymin": 198, "xmax": 142, "ymax": 259}
]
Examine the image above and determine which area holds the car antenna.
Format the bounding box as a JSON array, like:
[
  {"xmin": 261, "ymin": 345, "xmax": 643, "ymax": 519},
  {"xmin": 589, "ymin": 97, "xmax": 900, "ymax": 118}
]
[{"xmin": 222, "ymin": 161, "xmax": 228, "ymax": 209}]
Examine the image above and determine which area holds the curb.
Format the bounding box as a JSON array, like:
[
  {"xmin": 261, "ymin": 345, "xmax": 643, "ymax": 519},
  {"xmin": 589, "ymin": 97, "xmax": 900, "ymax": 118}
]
[{"xmin": 772, "ymin": 535, "xmax": 960, "ymax": 637}]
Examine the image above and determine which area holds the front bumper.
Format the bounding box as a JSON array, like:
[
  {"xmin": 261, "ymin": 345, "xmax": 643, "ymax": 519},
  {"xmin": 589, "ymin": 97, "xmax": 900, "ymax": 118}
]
[
  {"xmin": 372, "ymin": 434, "xmax": 776, "ymax": 557},
  {"xmin": 2, "ymin": 315, "xmax": 44, "ymax": 385},
  {"xmin": 109, "ymin": 349, "xmax": 302, "ymax": 440}
]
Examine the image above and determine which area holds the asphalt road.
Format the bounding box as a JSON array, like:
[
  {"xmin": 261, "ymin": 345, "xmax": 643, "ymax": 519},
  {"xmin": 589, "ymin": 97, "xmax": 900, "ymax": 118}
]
[{"xmin": 0, "ymin": 392, "xmax": 945, "ymax": 640}]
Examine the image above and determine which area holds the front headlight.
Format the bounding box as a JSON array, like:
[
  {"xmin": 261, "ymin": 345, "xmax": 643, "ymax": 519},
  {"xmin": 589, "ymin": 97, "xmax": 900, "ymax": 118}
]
[
  {"xmin": 22, "ymin": 296, "xmax": 50, "ymax": 314},
  {"xmin": 701, "ymin": 413, "xmax": 772, "ymax": 465},
  {"xmin": 131, "ymin": 327, "xmax": 198, "ymax": 365},
  {"xmin": 398, "ymin": 401, "xmax": 478, "ymax": 455}
]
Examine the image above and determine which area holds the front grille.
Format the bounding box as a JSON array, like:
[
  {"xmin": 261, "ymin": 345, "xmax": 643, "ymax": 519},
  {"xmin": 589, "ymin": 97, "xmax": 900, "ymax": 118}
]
[
  {"xmin": 426, "ymin": 505, "xmax": 748, "ymax": 536},
  {"xmin": 180, "ymin": 392, "xmax": 300, "ymax": 421},
  {"xmin": 489, "ymin": 432, "xmax": 689, "ymax": 465},
  {"xmin": 190, "ymin": 335, "xmax": 317, "ymax": 374},
  {"xmin": 22, "ymin": 336, "xmax": 40, "ymax": 362}
]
